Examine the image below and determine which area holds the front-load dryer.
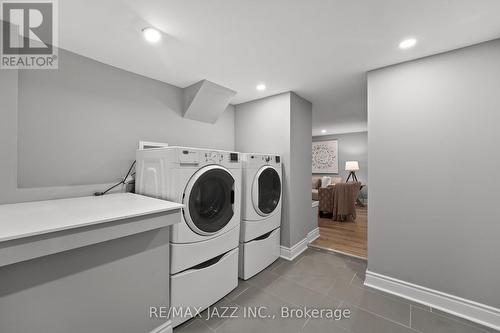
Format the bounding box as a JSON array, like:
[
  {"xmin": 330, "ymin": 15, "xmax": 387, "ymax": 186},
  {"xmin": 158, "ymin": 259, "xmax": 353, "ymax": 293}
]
[
  {"xmin": 239, "ymin": 153, "xmax": 282, "ymax": 280},
  {"xmin": 136, "ymin": 146, "xmax": 241, "ymax": 326}
]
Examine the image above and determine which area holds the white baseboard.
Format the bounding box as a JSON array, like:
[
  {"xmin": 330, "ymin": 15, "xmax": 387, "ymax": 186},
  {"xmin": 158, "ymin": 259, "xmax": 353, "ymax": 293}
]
[
  {"xmin": 280, "ymin": 237, "xmax": 308, "ymax": 261},
  {"xmin": 307, "ymin": 227, "xmax": 320, "ymax": 243},
  {"xmin": 279, "ymin": 228, "xmax": 320, "ymax": 261},
  {"xmin": 149, "ymin": 320, "xmax": 172, "ymax": 333},
  {"xmin": 365, "ymin": 270, "xmax": 500, "ymax": 331}
]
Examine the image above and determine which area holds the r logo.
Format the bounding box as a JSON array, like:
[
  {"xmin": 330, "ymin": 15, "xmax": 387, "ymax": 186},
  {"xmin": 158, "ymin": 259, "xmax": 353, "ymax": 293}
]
[{"xmin": 2, "ymin": 1, "xmax": 53, "ymax": 54}]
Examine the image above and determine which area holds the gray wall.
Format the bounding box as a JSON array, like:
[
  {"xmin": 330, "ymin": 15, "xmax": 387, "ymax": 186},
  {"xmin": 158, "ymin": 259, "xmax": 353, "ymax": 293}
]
[
  {"xmin": 234, "ymin": 93, "xmax": 292, "ymax": 246},
  {"xmin": 313, "ymin": 131, "xmax": 368, "ymax": 199},
  {"xmin": 0, "ymin": 228, "xmax": 170, "ymax": 333},
  {"xmin": 235, "ymin": 92, "xmax": 313, "ymax": 248},
  {"xmin": 367, "ymin": 39, "xmax": 500, "ymax": 308},
  {"xmin": 0, "ymin": 48, "xmax": 235, "ymax": 203},
  {"xmin": 290, "ymin": 93, "xmax": 313, "ymax": 245}
]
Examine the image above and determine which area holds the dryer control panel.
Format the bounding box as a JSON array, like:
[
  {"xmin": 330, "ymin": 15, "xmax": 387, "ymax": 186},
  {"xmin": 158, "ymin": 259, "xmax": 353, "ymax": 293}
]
[{"xmin": 243, "ymin": 154, "xmax": 281, "ymax": 168}]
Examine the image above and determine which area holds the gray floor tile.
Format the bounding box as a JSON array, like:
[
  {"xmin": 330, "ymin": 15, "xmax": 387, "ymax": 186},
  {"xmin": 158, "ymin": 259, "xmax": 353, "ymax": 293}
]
[
  {"xmin": 316, "ymin": 294, "xmax": 343, "ymax": 309},
  {"xmin": 302, "ymin": 318, "xmax": 351, "ymax": 333},
  {"xmin": 372, "ymin": 286, "xmax": 431, "ymax": 311},
  {"xmin": 267, "ymin": 257, "xmax": 288, "ymax": 271},
  {"xmin": 173, "ymin": 319, "xmax": 194, "ymax": 332},
  {"xmin": 346, "ymin": 255, "xmax": 368, "ymax": 266},
  {"xmin": 337, "ymin": 304, "xmax": 418, "ymax": 333},
  {"xmin": 216, "ymin": 314, "xmax": 305, "ymax": 333},
  {"xmin": 355, "ymin": 290, "xmax": 411, "ymax": 326},
  {"xmin": 224, "ymin": 279, "xmax": 251, "ymax": 301},
  {"xmin": 411, "ymin": 306, "xmax": 495, "ymax": 333},
  {"xmin": 429, "ymin": 308, "xmax": 498, "ymax": 332},
  {"xmin": 271, "ymin": 257, "xmax": 304, "ymax": 276},
  {"xmin": 350, "ymin": 272, "xmax": 365, "ymax": 287},
  {"xmin": 178, "ymin": 248, "xmax": 496, "ymax": 333},
  {"xmin": 270, "ymin": 255, "xmax": 335, "ymax": 294},
  {"xmin": 282, "ymin": 269, "xmax": 336, "ymax": 294},
  {"xmin": 304, "ymin": 248, "xmax": 349, "ymax": 268},
  {"xmin": 264, "ymin": 277, "xmax": 328, "ymax": 306},
  {"xmin": 174, "ymin": 318, "xmax": 214, "ymax": 333},
  {"xmin": 246, "ymin": 268, "xmax": 280, "ymax": 289},
  {"xmin": 232, "ymin": 285, "xmax": 289, "ymax": 311},
  {"xmin": 344, "ymin": 259, "xmax": 367, "ymax": 279},
  {"xmin": 198, "ymin": 297, "xmax": 240, "ymax": 331},
  {"xmin": 301, "ymin": 248, "xmax": 318, "ymax": 257},
  {"xmin": 361, "ymin": 285, "xmax": 431, "ymax": 311},
  {"xmin": 277, "ymin": 256, "xmax": 355, "ymax": 282},
  {"xmin": 220, "ymin": 284, "xmax": 306, "ymax": 333},
  {"xmin": 328, "ymin": 279, "xmax": 411, "ymax": 326}
]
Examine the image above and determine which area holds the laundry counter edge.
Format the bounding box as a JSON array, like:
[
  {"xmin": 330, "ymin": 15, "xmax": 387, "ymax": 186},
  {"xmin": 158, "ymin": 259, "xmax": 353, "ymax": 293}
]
[{"xmin": 0, "ymin": 193, "xmax": 183, "ymax": 267}]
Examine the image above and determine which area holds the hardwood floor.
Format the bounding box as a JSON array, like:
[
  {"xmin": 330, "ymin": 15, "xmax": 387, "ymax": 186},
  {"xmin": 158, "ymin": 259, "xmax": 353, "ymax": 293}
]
[{"xmin": 310, "ymin": 205, "xmax": 367, "ymax": 259}]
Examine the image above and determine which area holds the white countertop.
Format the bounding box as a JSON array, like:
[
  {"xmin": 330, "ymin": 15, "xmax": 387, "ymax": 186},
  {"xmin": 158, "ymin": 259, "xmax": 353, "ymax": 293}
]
[{"xmin": 0, "ymin": 193, "xmax": 183, "ymax": 243}]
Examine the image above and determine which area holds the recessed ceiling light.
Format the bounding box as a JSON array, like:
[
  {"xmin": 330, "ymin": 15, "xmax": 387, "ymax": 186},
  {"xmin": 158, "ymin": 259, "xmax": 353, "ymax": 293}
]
[
  {"xmin": 142, "ymin": 27, "xmax": 161, "ymax": 43},
  {"xmin": 321, "ymin": 129, "xmax": 327, "ymax": 133},
  {"xmin": 256, "ymin": 83, "xmax": 266, "ymax": 91},
  {"xmin": 399, "ymin": 38, "xmax": 417, "ymax": 49}
]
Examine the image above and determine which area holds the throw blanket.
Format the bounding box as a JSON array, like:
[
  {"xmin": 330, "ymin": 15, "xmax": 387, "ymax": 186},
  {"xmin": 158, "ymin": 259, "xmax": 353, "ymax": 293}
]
[{"xmin": 332, "ymin": 182, "xmax": 361, "ymax": 221}]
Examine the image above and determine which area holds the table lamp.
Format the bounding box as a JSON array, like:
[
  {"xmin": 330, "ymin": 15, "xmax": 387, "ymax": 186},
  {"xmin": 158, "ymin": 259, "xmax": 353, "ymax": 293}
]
[{"xmin": 345, "ymin": 161, "xmax": 359, "ymax": 182}]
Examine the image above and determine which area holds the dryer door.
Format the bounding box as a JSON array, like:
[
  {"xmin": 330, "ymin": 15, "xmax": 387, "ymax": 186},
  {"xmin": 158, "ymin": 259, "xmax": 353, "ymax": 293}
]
[
  {"xmin": 183, "ymin": 165, "xmax": 235, "ymax": 236},
  {"xmin": 252, "ymin": 166, "xmax": 281, "ymax": 216}
]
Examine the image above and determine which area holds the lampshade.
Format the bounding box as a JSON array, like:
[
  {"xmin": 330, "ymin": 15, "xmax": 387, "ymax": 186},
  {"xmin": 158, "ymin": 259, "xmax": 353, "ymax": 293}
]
[{"xmin": 345, "ymin": 161, "xmax": 359, "ymax": 171}]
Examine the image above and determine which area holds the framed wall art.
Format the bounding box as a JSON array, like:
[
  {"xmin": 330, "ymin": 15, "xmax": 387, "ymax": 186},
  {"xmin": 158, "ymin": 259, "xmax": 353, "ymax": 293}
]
[{"xmin": 312, "ymin": 140, "xmax": 338, "ymax": 174}]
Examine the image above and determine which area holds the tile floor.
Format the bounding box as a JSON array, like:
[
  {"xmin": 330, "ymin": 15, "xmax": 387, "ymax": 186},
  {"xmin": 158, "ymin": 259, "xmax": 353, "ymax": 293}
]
[{"xmin": 174, "ymin": 247, "xmax": 497, "ymax": 333}]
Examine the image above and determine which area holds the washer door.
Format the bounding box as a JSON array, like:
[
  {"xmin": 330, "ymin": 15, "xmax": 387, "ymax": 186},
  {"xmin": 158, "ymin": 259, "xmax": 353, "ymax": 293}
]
[
  {"xmin": 183, "ymin": 165, "xmax": 235, "ymax": 236},
  {"xmin": 252, "ymin": 166, "xmax": 281, "ymax": 216}
]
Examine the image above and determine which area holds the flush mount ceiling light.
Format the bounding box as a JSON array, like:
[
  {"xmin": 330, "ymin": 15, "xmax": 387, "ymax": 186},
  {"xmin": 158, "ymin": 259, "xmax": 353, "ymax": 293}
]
[
  {"xmin": 256, "ymin": 83, "xmax": 266, "ymax": 91},
  {"xmin": 399, "ymin": 38, "xmax": 417, "ymax": 49},
  {"xmin": 321, "ymin": 129, "xmax": 327, "ymax": 133},
  {"xmin": 142, "ymin": 27, "xmax": 161, "ymax": 43}
]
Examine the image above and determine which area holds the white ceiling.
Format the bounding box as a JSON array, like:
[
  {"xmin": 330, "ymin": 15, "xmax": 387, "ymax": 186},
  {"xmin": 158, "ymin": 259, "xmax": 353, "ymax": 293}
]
[{"xmin": 59, "ymin": 0, "xmax": 500, "ymax": 135}]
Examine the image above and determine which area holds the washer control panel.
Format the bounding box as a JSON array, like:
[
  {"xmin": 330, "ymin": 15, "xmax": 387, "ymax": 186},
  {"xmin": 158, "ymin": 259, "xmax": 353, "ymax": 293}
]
[
  {"xmin": 246, "ymin": 154, "xmax": 281, "ymax": 167},
  {"xmin": 204, "ymin": 151, "xmax": 223, "ymax": 163},
  {"xmin": 177, "ymin": 148, "xmax": 239, "ymax": 165},
  {"xmin": 203, "ymin": 151, "xmax": 239, "ymax": 163}
]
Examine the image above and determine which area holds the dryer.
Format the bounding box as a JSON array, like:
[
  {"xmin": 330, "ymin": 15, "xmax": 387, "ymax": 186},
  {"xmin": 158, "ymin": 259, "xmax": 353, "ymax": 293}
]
[
  {"xmin": 135, "ymin": 146, "xmax": 241, "ymax": 327},
  {"xmin": 239, "ymin": 153, "xmax": 282, "ymax": 280}
]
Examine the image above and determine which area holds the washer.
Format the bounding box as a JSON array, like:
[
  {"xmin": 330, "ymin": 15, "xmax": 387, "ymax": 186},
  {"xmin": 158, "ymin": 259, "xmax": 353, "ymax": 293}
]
[
  {"xmin": 239, "ymin": 153, "xmax": 282, "ymax": 280},
  {"xmin": 135, "ymin": 146, "xmax": 241, "ymax": 327}
]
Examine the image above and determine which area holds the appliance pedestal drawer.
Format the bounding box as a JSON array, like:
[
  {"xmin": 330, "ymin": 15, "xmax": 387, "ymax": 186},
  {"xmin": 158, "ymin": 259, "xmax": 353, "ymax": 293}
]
[
  {"xmin": 170, "ymin": 247, "xmax": 238, "ymax": 327},
  {"xmin": 239, "ymin": 227, "xmax": 280, "ymax": 280}
]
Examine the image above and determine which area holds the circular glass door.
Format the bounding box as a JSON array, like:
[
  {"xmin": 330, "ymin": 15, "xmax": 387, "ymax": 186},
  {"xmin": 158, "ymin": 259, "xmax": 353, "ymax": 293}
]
[
  {"xmin": 183, "ymin": 165, "xmax": 235, "ymax": 235},
  {"xmin": 252, "ymin": 166, "xmax": 281, "ymax": 216}
]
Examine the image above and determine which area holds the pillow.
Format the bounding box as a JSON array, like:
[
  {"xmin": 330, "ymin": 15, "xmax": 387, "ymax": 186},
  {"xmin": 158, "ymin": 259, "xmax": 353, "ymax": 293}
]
[
  {"xmin": 321, "ymin": 176, "xmax": 332, "ymax": 188},
  {"xmin": 312, "ymin": 178, "xmax": 321, "ymax": 189},
  {"xmin": 331, "ymin": 176, "xmax": 343, "ymax": 185}
]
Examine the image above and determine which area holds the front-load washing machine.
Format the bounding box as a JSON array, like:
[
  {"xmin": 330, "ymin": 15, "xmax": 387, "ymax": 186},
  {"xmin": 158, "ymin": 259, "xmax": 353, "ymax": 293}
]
[
  {"xmin": 239, "ymin": 153, "xmax": 282, "ymax": 280},
  {"xmin": 135, "ymin": 146, "xmax": 241, "ymax": 326}
]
